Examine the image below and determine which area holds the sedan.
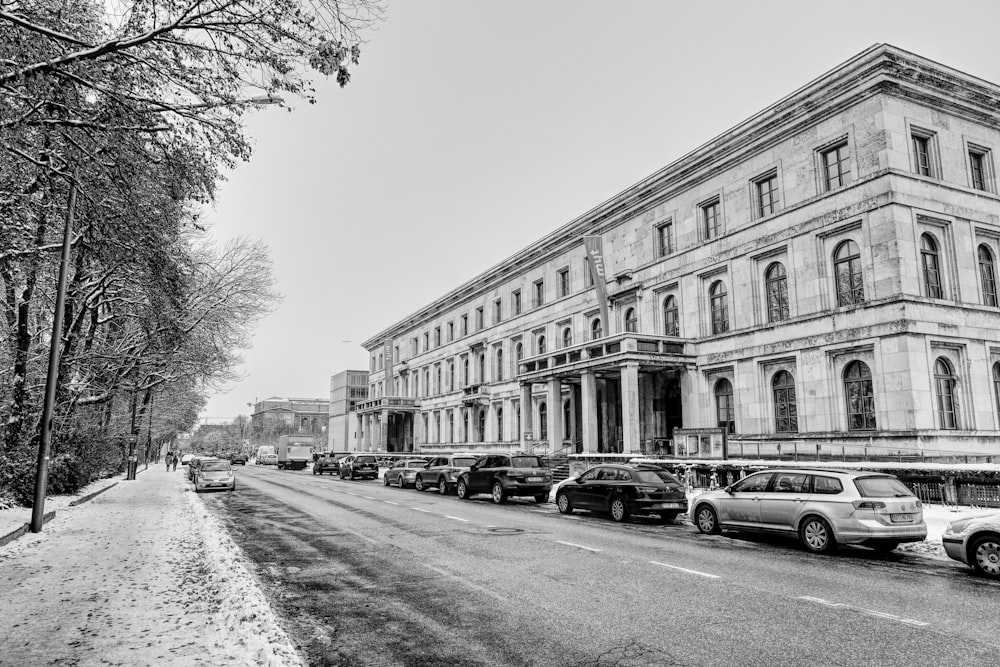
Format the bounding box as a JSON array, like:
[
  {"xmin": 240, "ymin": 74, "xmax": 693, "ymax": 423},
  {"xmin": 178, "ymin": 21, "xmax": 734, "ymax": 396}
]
[
  {"xmin": 194, "ymin": 460, "xmax": 236, "ymax": 492},
  {"xmin": 692, "ymin": 469, "xmax": 927, "ymax": 553},
  {"xmin": 942, "ymin": 509, "xmax": 1000, "ymax": 578},
  {"xmin": 556, "ymin": 464, "xmax": 688, "ymax": 523},
  {"xmin": 383, "ymin": 459, "xmax": 429, "ymax": 488}
]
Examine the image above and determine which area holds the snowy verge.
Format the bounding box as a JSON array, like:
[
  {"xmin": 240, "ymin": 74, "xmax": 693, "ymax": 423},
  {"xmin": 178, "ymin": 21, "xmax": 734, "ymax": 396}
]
[{"xmin": 185, "ymin": 488, "xmax": 306, "ymax": 667}]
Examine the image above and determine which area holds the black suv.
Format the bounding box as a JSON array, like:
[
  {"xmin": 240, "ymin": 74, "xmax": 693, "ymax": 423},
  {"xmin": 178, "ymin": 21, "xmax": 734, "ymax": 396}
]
[
  {"xmin": 456, "ymin": 453, "xmax": 552, "ymax": 504},
  {"xmin": 339, "ymin": 454, "xmax": 379, "ymax": 480},
  {"xmin": 228, "ymin": 452, "xmax": 248, "ymax": 465},
  {"xmin": 556, "ymin": 464, "xmax": 687, "ymax": 523},
  {"xmin": 313, "ymin": 452, "xmax": 349, "ymax": 475}
]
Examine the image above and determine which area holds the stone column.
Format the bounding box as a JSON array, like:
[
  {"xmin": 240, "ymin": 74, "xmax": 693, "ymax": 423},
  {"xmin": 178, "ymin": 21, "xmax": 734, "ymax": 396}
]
[
  {"xmin": 581, "ymin": 370, "xmax": 599, "ymax": 453},
  {"xmin": 547, "ymin": 378, "xmax": 562, "ymax": 454},
  {"xmin": 379, "ymin": 409, "xmax": 389, "ymax": 451},
  {"xmin": 520, "ymin": 383, "xmax": 533, "ymax": 449},
  {"xmin": 355, "ymin": 414, "xmax": 363, "ymax": 452},
  {"xmin": 621, "ymin": 362, "xmax": 641, "ymax": 454}
]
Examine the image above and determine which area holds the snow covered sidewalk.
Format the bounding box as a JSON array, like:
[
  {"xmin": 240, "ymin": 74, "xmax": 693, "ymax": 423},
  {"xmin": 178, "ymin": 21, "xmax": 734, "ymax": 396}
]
[{"xmin": 0, "ymin": 468, "xmax": 303, "ymax": 667}]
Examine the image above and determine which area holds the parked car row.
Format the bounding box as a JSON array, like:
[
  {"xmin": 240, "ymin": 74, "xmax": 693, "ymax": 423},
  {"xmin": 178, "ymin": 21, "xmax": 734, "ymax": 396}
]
[{"xmin": 180, "ymin": 454, "xmax": 237, "ymax": 493}]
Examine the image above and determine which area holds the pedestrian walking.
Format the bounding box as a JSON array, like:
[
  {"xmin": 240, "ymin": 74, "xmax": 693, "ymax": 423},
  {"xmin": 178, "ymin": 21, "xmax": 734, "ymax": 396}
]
[
  {"xmin": 165, "ymin": 452, "xmax": 173, "ymax": 471},
  {"xmin": 172, "ymin": 454, "xmax": 179, "ymax": 471}
]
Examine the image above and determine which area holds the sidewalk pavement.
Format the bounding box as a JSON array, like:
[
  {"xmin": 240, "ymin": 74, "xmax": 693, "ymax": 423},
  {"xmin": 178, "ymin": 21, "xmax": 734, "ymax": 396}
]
[{"xmin": 0, "ymin": 467, "xmax": 303, "ymax": 667}]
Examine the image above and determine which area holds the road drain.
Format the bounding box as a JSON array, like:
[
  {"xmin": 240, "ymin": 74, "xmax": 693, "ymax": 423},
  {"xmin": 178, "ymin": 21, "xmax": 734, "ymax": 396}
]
[{"xmin": 486, "ymin": 527, "xmax": 524, "ymax": 535}]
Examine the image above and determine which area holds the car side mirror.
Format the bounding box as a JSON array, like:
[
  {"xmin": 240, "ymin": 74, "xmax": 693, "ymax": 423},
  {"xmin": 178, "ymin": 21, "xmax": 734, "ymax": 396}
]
[
  {"xmin": 470, "ymin": 464, "xmax": 479, "ymax": 471},
  {"xmin": 724, "ymin": 485, "xmax": 733, "ymax": 494},
  {"xmin": 575, "ymin": 477, "xmax": 585, "ymax": 484}
]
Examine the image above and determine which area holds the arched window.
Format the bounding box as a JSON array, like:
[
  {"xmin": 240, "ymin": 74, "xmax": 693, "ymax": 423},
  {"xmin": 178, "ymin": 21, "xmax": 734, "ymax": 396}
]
[
  {"xmin": 772, "ymin": 371, "xmax": 798, "ymax": 433},
  {"xmin": 463, "ymin": 358, "xmax": 469, "ymax": 386},
  {"xmin": 765, "ymin": 262, "xmax": 789, "ymax": 322},
  {"xmin": 449, "ymin": 360, "xmax": 455, "ymax": 391},
  {"xmin": 563, "ymin": 399, "xmax": 572, "ymax": 437},
  {"xmin": 463, "ymin": 410, "xmax": 470, "ymax": 443},
  {"xmin": 448, "ymin": 411, "xmax": 455, "ymax": 442},
  {"xmin": 993, "ymin": 362, "xmax": 1000, "ymax": 421},
  {"xmin": 844, "ymin": 361, "xmax": 876, "ymax": 431},
  {"xmin": 979, "ymin": 245, "xmax": 998, "ymax": 307},
  {"xmin": 478, "ymin": 352, "xmax": 486, "ymax": 384},
  {"xmin": 515, "ymin": 402, "xmax": 522, "ymax": 437},
  {"xmin": 436, "ymin": 366, "xmax": 442, "ymax": 394},
  {"xmin": 834, "ymin": 240, "xmax": 865, "ymax": 306},
  {"xmin": 920, "ymin": 234, "xmax": 943, "ymax": 299},
  {"xmin": 495, "ymin": 348, "xmax": 503, "ymax": 382},
  {"xmin": 496, "ymin": 407, "xmax": 503, "ymax": 441},
  {"xmin": 477, "ymin": 409, "xmax": 486, "ymax": 442},
  {"xmin": 538, "ymin": 402, "xmax": 548, "ymax": 440},
  {"xmin": 710, "ymin": 281, "xmax": 729, "ymax": 334},
  {"xmin": 515, "ymin": 342, "xmax": 523, "ymax": 361},
  {"xmin": 624, "ymin": 307, "xmax": 638, "ymax": 333},
  {"xmin": 537, "ymin": 335, "xmax": 546, "ymax": 355},
  {"xmin": 715, "ymin": 378, "xmax": 735, "ymax": 434},
  {"xmin": 934, "ymin": 358, "xmax": 958, "ymax": 429},
  {"xmin": 663, "ymin": 295, "xmax": 679, "ymax": 336},
  {"xmin": 591, "ymin": 318, "xmax": 602, "ymax": 340},
  {"xmin": 562, "ymin": 327, "xmax": 572, "ymax": 349}
]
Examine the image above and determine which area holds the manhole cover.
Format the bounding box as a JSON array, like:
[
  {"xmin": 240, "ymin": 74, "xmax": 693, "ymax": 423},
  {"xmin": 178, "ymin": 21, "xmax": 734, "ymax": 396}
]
[{"xmin": 486, "ymin": 527, "xmax": 524, "ymax": 535}]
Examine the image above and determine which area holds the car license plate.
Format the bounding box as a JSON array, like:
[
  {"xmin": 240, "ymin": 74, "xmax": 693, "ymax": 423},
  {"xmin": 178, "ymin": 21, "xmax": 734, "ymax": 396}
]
[
  {"xmin": 890, "ymin": 513, "xmax": 913, "ymax": 523},
  {"xmin": 527, "ymin": 476, "xmax": 542, "ymax": 482},
  {"xmin": 653, "ymin": 502, "xmax": 685, "ymax": 509}
]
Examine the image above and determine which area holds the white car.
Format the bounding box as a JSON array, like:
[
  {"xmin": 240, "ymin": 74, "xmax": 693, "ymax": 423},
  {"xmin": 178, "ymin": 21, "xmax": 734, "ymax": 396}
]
[{"xmin": 942, "ymin": 510, "xmax": 1000, "ymax": 578}]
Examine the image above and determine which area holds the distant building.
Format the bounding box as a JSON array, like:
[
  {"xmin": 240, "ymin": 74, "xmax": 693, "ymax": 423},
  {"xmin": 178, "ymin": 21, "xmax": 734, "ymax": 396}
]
[
  {"xmin": 328, "ymin": 370, "xmax": 368, "ymax": 451},
  {"xmin": 250, "ymin": 397, "xmax": 329, "ymax": 447},
  {"xmin": 357, "ymin": 45, "xmax": 1000, "ymax": 460}
]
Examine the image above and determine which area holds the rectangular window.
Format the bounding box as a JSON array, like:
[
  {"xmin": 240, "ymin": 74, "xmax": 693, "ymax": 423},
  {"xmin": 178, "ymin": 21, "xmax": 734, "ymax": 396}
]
[
  {"xmin": 911, "ymin": 128, "xmax": 938, "ymax": 178},
  {"xmin": 423, "ymin": 332, "xmax": 429, "ymax": 352},
  {"xmin": 447, "ymin": 321, "xmax": 454, "ymax": 342},
  {"xmin": 701, "ymin": 199, "xmax": 721, "ymax": 240},
  {"xmin": 493, "ymin": 298, "xmax": 502, "ymax": 323},
  {"xmin": 821, "ymin": 141, "xmax": 851, "ymax": 191},
  {"xmin": 512, "ymin": 289, "xmax": 522, "ymax": 315},
  {"xmin": 584, "ymin": 257, "xmax": 595, "ymax": 287},
  {"xmin": 533, "ymin": 279, "xmax": 545, "ymax": 307},
  {"xmin": 433, "ymin": 327, "xmax": 441, "ymax": 347},
  {"xmin": 656, "ymin": 220, "xmax": 673, "ymax": 257},
  {"xmin": 754, "ymin": 172, "xmax": 780, "ymax": 218},
  {"xmin": 475, "ymin": 307, "xmax": 484, "ymax": 330},
  {"xmin": 461, "ymin": 315, "xmax": 468, "ymax": 336},
  {"xmin": 558, "ymin": 268, "xmax": 570, "ymax": 297},
  {"xmin": 411, "ymin": 337, "xmax": 418, "ymax": 357},
  {"xmin": 969, "ymin": 145, "xmax": 993, "ymax": 192}
]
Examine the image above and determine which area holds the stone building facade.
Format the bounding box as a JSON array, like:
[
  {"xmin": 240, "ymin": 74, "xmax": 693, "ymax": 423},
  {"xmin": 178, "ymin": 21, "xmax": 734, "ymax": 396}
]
[{"xmin": 358, "ymin": 45, "xmax": 1000, "ymax": 459}]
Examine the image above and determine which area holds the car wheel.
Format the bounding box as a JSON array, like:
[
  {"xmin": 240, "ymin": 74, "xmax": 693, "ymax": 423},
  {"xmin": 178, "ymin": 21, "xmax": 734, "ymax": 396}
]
[
  {"xmin": 350, "ymin": 470, "xmax": 356, "ymax": 481},
  {"xmin": 383, "ymin": 474, "xmax": 390, "ymax": 486},
  {"xmin": 694, "ymin": 504, "xmax": 721, "ymax": 534},
  {"xmin": 609, "ymin": 496, "xmax": 629, "ymax": 522},
  {"xmin": 438, "ymin": 478, "xmax": 448, "ymax": 495},
  {"xmin": 658, "ymin": 511, "xmax": 680, "ymax": 524},
  {"xmin": 491, "ymin": 481, "xmax": 507, "ymax": 505},
  {"xmin": 534, "ymin": 494, "xmax": 548, "ymax": 503},
  {"xmin": 396, "ymin": 476, "xmax": 403, "ymax": 488},
  {"xmin": 556, "ymin": 492, "xmax": 573, "ymax": 514},
  {"xmin": 415, "ymin": 476, "xmax": 425, "ymax": 492},
  {"xmin": 970, "ymin": 534, "xmax": 1000, "ymax": 578},
  {"xmin": 456, "ymin": 479, "xmax": 469, "ymax": 500},
  {"xmin": 799, "ymin": 516, "xmax": 836, "ymax": 553}
]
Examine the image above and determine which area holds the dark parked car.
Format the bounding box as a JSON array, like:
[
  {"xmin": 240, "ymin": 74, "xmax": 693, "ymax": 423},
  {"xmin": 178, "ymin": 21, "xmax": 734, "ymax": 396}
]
[
  {"xmin": 339, "ymin": 454, "xmax": 379, "ymax": 480},
  {"xmin": 415, "ymin": 453, "xmax": 479, "ymax": 494},
  {"xmin": 228, "ymin": 452, "xmax": 248, "ymax": 465},
  {"xmin": 313, "ymin": 452, "xmax": 349, "ymax": 475},
  {"xmin": 456, "ymin": 453, "xmax": 552, "ymax": 504},
  {"xmin": 383, "ymin": 459, "xmax": 429, "ymax": 488},
  {"xmin": 556, "ymin": 464, "xmax": 688, "ymax": 523}
]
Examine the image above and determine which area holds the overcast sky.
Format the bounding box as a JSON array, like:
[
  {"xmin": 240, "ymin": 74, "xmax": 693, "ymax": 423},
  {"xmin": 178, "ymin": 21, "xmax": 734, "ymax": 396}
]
[{"xmin": 198, "ymin": 0, "xmax": 1000, "ymax": 423}]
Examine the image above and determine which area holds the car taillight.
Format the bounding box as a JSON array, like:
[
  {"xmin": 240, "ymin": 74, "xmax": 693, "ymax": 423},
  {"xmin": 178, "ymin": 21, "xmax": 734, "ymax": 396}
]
[
  {"xmin": 852, "ymin": 500, "xmax": 887, "ymax": 510},
  {"xmin": 634, "ymin": 486, "xmax": 658, "ymax": 495}
]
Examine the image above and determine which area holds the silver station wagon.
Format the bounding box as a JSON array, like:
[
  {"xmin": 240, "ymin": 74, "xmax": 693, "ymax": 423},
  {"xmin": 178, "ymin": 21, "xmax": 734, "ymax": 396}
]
[{"xmin": 691, "ymin": 468, "xmax": 927, "ymax": 554}]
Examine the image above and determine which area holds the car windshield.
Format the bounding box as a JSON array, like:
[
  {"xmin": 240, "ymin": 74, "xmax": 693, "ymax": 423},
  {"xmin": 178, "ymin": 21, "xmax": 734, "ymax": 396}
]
[
  {"xmin": 201, "ymin": 461, "xmax": 231, "ymax": 471},
  {"xmin": 634, "ymin": 470, "xmax": 681, "ymax": 486},
  {"xmin": 510, "ymin": 456, "xmax": 543, "ymax": 468},
  {"xmin": 357, "ymin": 456, "xmax": 375, "ymax": 464},
  {"xmin": 453, "ymin": 457, "xmax": 477, "ymax": 467},
  {"xmin": 854, "ymin": 476, "xmax": 915, "ymax": 498},
  {"xmin": 407, "ymin": 461, "xmax": 427, "ymax": 467}
]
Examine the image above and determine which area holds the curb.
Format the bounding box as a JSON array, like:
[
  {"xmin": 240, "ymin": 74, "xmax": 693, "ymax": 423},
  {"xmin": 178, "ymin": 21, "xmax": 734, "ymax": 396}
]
[
  {"xmin": 0, "ymin": 510, "xmax": 56, "ymax": 547},
  {"xmin": 68, "ymin": 481, "xmax": 119, "ymax": 506}
]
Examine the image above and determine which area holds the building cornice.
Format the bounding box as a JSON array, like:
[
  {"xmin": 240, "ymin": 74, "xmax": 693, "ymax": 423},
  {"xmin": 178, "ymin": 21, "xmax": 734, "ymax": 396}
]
[{"xmin": 363, "ymin": 44, "xmax": 1000, "ymax": 350}]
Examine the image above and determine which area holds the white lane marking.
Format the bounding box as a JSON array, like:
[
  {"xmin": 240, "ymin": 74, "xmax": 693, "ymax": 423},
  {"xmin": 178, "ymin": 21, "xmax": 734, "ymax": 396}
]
[
  {"xmin": 555, "ymin": 540, "xmax": 602, "ymax": 552},
  {"xmin": 444, "ymin": 515, "xmax": 469, "ymax": 522},
  {"xmin": 798, "ymin": 596, "xmax": 928, "ymax": 627},
  {"xmin": 362, "ymin": 496, "xmax": 376, "ymax": 500},
  {"xmin": 384, "ymin": 501, "xmax": 399, "ymax": 505},
  {"xmin": 421, "ymin": 563, "xmax": 504, "ymax": 602},
  {"xmin": 649, "ymin": 561, "xmax": 720, "ymax": 579},
  {"xmin": 411, "ymin": 508, "xmax": 431, "ymax": 513}
]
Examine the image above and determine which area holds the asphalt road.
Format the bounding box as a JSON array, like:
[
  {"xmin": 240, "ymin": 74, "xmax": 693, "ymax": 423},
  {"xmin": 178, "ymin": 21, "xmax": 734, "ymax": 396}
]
[{"xmin": 201, "ymin": 465, "xmax": 1000, "ymax": 667}]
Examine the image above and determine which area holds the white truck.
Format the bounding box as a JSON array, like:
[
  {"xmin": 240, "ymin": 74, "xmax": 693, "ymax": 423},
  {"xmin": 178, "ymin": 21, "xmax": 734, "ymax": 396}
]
[{"xmin": 276, "ymin": 435, "xmax": 314, "ymax": 470}]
